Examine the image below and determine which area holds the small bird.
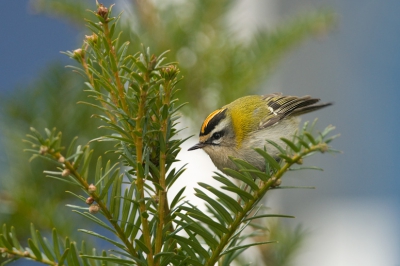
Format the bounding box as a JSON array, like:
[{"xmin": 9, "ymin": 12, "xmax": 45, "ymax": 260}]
[{"xmin": 188, "ymin": 93, "xmax": 332, "ymax": 172}]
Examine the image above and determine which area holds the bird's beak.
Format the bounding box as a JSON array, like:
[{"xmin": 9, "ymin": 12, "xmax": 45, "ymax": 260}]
[{"xmin": 188, "ymin": 143, "xmax": 205, "ymax": 151}]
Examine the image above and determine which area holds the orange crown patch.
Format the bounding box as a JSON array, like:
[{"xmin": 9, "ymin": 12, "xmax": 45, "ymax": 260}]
[{"xmin": 201, "ymin": 108, "xmax": 226, "ymax": 135}]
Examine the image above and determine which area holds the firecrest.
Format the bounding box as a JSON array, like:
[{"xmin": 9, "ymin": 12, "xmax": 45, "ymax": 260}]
[{"xmin": 188, "ymin": 93, "xmax": 331, "ymax": 172}]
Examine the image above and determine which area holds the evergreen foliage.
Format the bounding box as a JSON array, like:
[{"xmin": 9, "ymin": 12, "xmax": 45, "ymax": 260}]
[{"xmin": 0, "ymin": 3, "xmax": 338, "ymax": 265}]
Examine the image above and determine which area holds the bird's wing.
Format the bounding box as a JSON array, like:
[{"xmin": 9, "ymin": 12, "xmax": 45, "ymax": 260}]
[{"xmin": 258, "ymin": 93, "xmax": 331, "ymax": 129}]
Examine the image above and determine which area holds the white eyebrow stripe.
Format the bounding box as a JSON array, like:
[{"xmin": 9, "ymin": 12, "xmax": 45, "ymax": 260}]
[{"xmin": 209, "ymin": 117, "xmax": 230, "ymax": 135}]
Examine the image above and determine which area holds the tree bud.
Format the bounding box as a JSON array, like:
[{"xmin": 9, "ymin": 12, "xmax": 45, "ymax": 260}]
[
  {"xmin": 85, "ymin": 34, "xmax": 98, "ymax": 45},
  {"xmin": 39, "ymin": 145, "xmax": 48, "ymax": 155},
  {"xmin": 89, "ymin": 203, "xmax": 100, "ymax": 214},
  {"xmin": 61, "ymin": 169, "xmax": 70, "ymax": 177},
  {"xmin": 73, "ymin": 48, "xmax": 85, "ymax": 60},
  {"xmin": 161, "ymin": 65, "xmax": 179, "ymax": 81},
  {"xmin": 269, "ymin": 177, "xmax": 281, "ymax": 188},
  {"xmin": 320, "ymin": 143, "xmax": 328, "ymax": 153},
  {"xmin": 88, "ymin": 184, "xmax": 97, "ymax": 193},
  {"xmin": 58, "ymin": 156, "xmax": 65, "ymax": 163},
  {"xmin": 86, "ymin": 197, "xmax": 95, "ymax": 205},
  {"xmin": 97, "ymin": 4, "xmax": 109, "ymax": 20}
]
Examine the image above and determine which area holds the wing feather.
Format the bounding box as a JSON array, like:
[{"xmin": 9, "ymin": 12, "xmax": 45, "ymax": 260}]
[{"xmin": 259, "ymin": 93, "xmax": 331, "ymax": 129}]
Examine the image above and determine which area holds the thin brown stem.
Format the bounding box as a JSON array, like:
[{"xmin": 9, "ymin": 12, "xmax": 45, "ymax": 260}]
[
  {"xmin": 0, "ymin": 249, "xmax": 57, "ymax": 266},
  {"xmin": 154, "ymin": 80, "xmax": 172, "ymax": 263},
  {"xmin": 52, "ymin": 152, "xmax": 138, "ymax": 258},
  {"xmin": 94, "ymin": 18, "xmax": 154, "ymax": 263},
  {"xmin": 133, "ymin": 83, "xmax": 154, "ymax": 265}
]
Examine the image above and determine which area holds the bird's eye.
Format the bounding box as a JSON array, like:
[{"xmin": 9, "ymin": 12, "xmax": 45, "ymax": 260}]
[{"xmin": 212, "ymin": 132, "xmax": 222, "ymax": 140}]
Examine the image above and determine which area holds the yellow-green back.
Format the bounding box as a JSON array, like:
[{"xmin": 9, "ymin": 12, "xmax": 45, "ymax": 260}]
[{"xmin": 226, "ymin": 95, "xmax": 270, "ymax": 147}]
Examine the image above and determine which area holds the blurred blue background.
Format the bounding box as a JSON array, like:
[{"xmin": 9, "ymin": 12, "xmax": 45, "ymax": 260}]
[
  {"xmin": 0, "ymin": 1, "xmax": 76, "ymax": 93},
  {"xmin": 1, "ymin": 0, "xmax": 399, "ymax": 265},
  {"xmin": 272, "ymin": 0, "xmax": 400, "ymax": 264}
]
